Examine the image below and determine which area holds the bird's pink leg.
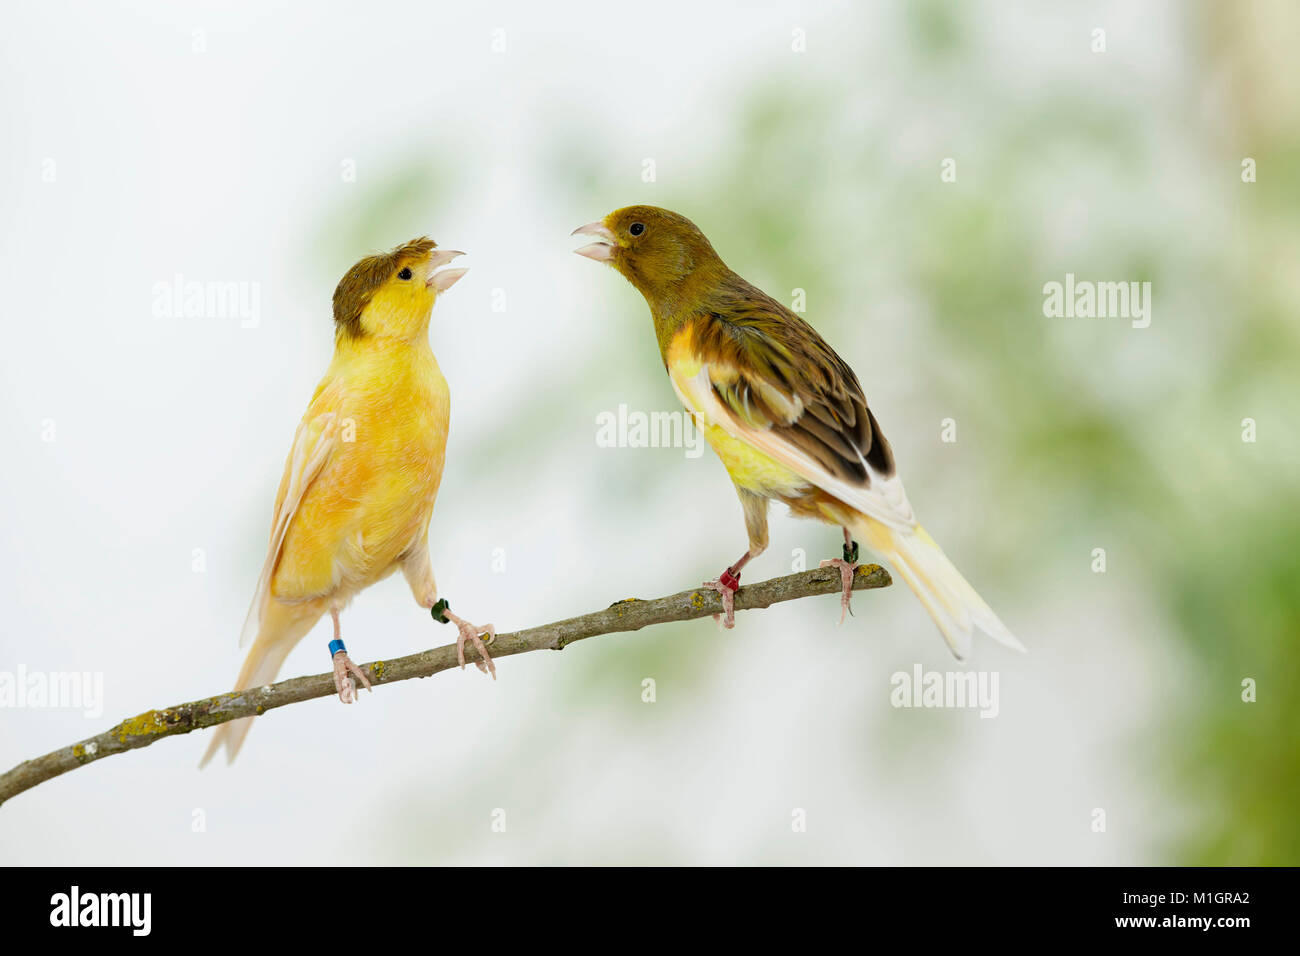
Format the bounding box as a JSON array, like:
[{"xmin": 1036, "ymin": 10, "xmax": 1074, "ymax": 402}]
[
  {"xmin": 330, "ymin": 608, "xmax": 372, "ymax": 704},
  {"xmin": 819, "ymin": 528, "xmax": 860, "ymax": 625},
  {"xmin": 406, "ymin": 549, "xmax": 497, "ymax": 681},
  {"xmin": 442, "ymin": 610, "xmax": 496, "ymax": 679},
  {"xmin": 704, "ymin": 550, "xmax": 755, "ymax": 629}
]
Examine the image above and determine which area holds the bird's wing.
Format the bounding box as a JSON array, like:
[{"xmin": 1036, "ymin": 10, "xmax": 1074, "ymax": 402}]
[
  {"xmin": 238, "ymin": 381, "xmax": 344, "ymax": 648},
  {"xmin": 668, "ymin": 300, "xmax": 917, "ymax": 532}
]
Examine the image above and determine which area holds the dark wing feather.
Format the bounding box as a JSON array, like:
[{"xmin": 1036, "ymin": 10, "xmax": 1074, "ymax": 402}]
[{"xmin": 692, "ymin": 275, "xmax": 895, "ymax": 489}]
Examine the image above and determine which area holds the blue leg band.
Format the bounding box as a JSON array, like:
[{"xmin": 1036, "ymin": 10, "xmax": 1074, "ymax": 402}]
[{"xmin": 329, "ymin": 638, "xmax": 347, "ymax": 657}]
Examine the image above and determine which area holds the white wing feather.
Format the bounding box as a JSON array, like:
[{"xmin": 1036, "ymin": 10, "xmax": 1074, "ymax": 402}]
[
  {"xmin": 238, "ymin": 411, "xmax": 340, "ymax": 648},
  {"xmin": 670, "ymin": 362, "xmax": 917, "ymax": 531}
]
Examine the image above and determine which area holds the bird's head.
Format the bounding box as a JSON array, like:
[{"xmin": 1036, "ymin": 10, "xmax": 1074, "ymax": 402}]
[
  {"xmin": 333, "ymin": 237, "xmax": 467, "ymax": 341},
  {"xmin": 572, "ymin": 206, "xmax": 723, "ymax": 309}
]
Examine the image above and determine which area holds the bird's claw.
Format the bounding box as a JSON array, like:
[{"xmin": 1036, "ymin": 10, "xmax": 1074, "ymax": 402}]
[
  {"xmin": 819, "ymin": 558, "xmax": 858, "ymax": 625},
  {"xmin": 332, "ymin": 650, "xmax": 373, "ymax": 704},
  {"xmin": 703, "ymin": 569, "xmax": 741, "ymax": 629},
  {"xmin": 446, "ymin": 611, "xmax": 497, "ymax": 679}
]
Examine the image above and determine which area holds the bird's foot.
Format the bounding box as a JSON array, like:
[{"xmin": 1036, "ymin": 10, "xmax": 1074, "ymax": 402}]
[
  {"xmin": 703, "ymin": 566, "xmax": 742, "ymax": 629},
  {"xmin": 447, "ymin": 611, "xmax": 497, "ymax": 679},
  {"xmin": 820, "ymin": 539, "xmax": 860, "ymax": 625},
  {"xmin": 430, "ymin": 598, "xmax": 497, "ymax": 678},
  {"xmin": 331, "ymin": 649, "xmax": 373, "ymax": 704}
]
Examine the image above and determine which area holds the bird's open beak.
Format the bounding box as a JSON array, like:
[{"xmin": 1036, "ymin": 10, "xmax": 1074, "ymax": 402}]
[
  {"xmin": 571, "ymin": 222, "xmax": 617, "ymax": 262},
  {"xmin": 426, "ymin": 250, "xmax": 468, "ymax": 292}
]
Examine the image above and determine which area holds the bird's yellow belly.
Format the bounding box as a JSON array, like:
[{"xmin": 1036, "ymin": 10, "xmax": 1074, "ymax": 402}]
[
  {"xmin": 272, "ymin": 353, "xmax": 450, "ymax": 603},
  {"xmin": 701, "ymin": 420, "xmax": 809, "ymax": 498}
]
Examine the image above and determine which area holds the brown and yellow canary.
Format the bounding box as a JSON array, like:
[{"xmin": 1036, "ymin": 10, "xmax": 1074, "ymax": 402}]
[
  {"xmin": 202, "ymin": 237, "xmax": 494, "ymax": 766},
  {"xmin": 573, "ymin": 206, "xmax": 1022, "ymax": 658}
]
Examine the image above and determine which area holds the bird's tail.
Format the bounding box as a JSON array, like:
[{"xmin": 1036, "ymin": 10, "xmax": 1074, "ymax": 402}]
[
  {"xmin": 199, "ymin": 602, "xmax": 318, "ymax": 767},
  {"xmin": 852, "ymin": 517, "xmax": 1024, "ymax": 660}
]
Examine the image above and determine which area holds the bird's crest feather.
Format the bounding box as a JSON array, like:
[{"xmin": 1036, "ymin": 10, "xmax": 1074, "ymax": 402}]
[{"xmin": 332, "ymin": 237, "xmax": 437, "ymax": 338}]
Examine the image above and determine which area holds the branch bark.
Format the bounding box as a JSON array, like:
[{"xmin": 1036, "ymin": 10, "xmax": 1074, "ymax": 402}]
[{"xmin": 0, "ymin": 564, "xmax": 890, "ymax": 807}]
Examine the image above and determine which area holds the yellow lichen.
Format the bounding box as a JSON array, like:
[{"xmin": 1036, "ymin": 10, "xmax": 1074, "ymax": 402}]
[{"xmin": 115, "ymin": 710, "xmax": 167, "ymax": 743}]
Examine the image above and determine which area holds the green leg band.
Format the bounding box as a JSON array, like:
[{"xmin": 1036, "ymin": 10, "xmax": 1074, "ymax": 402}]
[{"xmin": 431, "ymin": 598, "xmax": 451, "ymax": 624}]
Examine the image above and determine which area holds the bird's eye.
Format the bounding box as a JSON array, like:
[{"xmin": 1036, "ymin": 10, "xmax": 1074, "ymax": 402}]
[
  {"xmin": 629, "ymin": 222, "xmax": 645, "ymax": 236},
  {"xmin": 398, "ymin": 267, "xmax": 413, "ymax": 280}
]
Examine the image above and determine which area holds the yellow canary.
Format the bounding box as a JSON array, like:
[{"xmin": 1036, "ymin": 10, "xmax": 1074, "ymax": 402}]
[
  {"xmin": 574, "ymin": 207, "xmax": 1022, "ymax": 659},
  {"xmin": 202, "ymin": 238, "xmax": 494, "ymax": 766}
]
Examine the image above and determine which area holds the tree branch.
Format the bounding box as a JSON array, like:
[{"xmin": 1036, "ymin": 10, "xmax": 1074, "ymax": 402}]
[{"xmin": 0, "ymin": 564, "xmax": 890, "ymax": 807}]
